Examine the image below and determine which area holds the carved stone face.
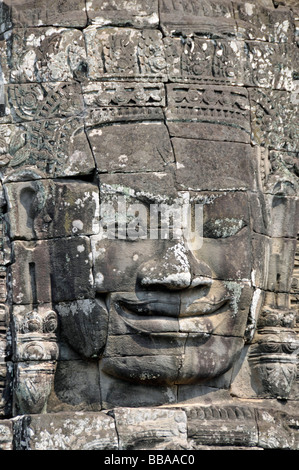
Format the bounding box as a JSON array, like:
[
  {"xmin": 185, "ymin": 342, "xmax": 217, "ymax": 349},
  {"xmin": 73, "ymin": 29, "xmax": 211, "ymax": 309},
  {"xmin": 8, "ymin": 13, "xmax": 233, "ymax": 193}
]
[
  {"xmin": 0, "ymin": 35, "xmax": 270, "ymax": 393},
  {"xmin": 97, "ymin": 206, "xmax": 253, "ymax": 385},
  {"xmin": 1, "ymin": 0, "xmax": 298, "ymax": 415},
  {"xmin": 88, "ymin": 136, "xmax": 258, "ymax": 386}
]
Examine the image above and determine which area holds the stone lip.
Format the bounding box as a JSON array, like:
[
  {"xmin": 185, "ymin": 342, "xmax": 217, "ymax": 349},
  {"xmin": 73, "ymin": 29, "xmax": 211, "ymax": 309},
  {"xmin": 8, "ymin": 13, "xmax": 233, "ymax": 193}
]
[
  {"xmin": 116, "ymin": 292, "xmax": 231, "ymax": 335},
  {"xmin": 119, "ymin": 292, "xmax": 230, "ymax": 317}
]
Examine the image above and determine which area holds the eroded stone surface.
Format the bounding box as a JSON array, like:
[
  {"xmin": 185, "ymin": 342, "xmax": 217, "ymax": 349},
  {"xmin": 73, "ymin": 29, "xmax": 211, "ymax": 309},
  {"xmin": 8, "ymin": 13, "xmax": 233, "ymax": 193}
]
[
  {"xmin": 172, "ymin": 139, "xmax": 258, "ymax": 191},
  {"xmin": 250, "ymin": 88, "xmax": 299, "ymax": 152},
  {"xmin": 5, "ymin": 0, "xmax": 87, "ymax": 28},
  {"xmin": 0, "ymin": 27, "xmax": 88, "ymax": 84},
  {"xmin": 0, "ymin": 119, "xmax": 95, "ymax": 181},
  {"xmin": 0, "ymin": 420, "xmax": 13, "ymax": 450},
  {"xmin": 5, "ymin": 179, "xmax": 99, "ymax": 240},
  {"xmin": 0, "ymin": 0, "xmax": 298, "ymax": 451},
  {"xmin": 84, "ymin": 27, "xmax": 167, "ymax": 82},
  {"xmin": 14, "ymin": 412, "xmax": 118, "ymax": 450},
  {"xmin": 87, "ymin": 122, "xmax": 174, "ymax": 173},
  {"xmin": 113, "ymin": 407, "xmax": 188, "ymax": 450}
]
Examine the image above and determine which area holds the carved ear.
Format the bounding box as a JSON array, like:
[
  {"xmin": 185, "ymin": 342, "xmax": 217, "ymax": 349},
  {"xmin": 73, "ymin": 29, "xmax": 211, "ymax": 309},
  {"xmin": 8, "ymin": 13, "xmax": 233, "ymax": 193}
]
[
  {"xmin": 5, "ymin": 180, "xmax": 51, "ymax": 240},
  {"xmin": 20, "ymin": 186, "xmax": 38, "ymax": 228}
]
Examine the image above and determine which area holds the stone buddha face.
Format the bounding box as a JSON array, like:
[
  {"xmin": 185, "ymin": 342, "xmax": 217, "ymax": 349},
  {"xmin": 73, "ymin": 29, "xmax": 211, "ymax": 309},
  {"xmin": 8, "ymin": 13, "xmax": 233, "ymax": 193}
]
[
  {"xmin": 2, "ymin": 0, "xmax": 298, "ymax": 413},
  {"xmin": 95, "ymin": 192, "xmax": 253, "ymax": 385},
  {"xmin": 88, "ymin": 131, "xmax": 259, "ymax": 387},
  {"xmin": 4, "ymin": 54, "xmax": 266, "ymax": 401}
]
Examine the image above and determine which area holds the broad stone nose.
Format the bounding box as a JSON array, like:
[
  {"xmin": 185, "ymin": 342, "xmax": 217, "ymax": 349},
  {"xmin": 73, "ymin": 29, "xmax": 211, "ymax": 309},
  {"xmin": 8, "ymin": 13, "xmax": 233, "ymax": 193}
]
[{"xmin": 137, "ymin": 240, "xmax": 212, "ymax": 291}]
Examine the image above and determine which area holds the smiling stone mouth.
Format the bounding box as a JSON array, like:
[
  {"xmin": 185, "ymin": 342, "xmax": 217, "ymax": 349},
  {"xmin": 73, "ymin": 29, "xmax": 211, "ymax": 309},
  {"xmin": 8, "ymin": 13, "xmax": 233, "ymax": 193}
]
[{"xmin": 116, "ymin": 296, "xmax": 231, "ymax": 335}]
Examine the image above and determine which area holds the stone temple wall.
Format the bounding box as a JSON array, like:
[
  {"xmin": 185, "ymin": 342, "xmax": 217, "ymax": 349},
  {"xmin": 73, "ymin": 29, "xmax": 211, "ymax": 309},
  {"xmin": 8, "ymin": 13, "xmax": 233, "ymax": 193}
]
[{"xmin": 0, "ymin": 0, "xmax": 298, "ymax": 451}]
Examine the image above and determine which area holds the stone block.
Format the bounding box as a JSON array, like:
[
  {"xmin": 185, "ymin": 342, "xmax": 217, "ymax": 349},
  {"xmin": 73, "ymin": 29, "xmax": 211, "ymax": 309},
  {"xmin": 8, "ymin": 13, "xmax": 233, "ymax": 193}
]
[
  {"xmin": 99, "ymin": 367, "xmax": 177, "ymax": 408},
  {"xmin": 104, "ymin": 334, "xmax": 186, "ymax": 358},
  {"xmin": 55, "ymin": 298, "xmax": 108, "ymax": 359},
  {"xmin": 15, "ymin": 412, "xmax": 118, "ymax": 450},
  {"xmin": 11, "ymin": 304, "xmax": 58, "ymax": 362},
  {"xmin": 11, "ymin": 237, "xmax": 94, "ymax": 305},
  {"xmin": 172, "ymin": 139, "xmax": 258, "ymax": 191},
  {"xmin": 229, "ymin": 345, "xmax": 259, "ymax": 399},
  {"xmin": 165, "ymin": 84, "xmax": 251, "ymax": 143},
  {"xmin": 4, "ymin": 82, "xmax": 84, "ymax": 123},
  {"xmin": 266, "ymin": 237, "xmax": 297, "ymax": 293},
  {"xmin": 99, "ymin": 170, "xmax": 178, "ymax": 198},
  {"xmin": 0, "ymin": 361, "xmax": 12, "ymax": 418},
  {"xmin": 0, "ymin": 2, "xmax": 12, "ymax": 34},
  {"xmin": 252, "ymin": 234, "xmax": 297, "ymax": 292},
  {"xmin": 163, "ymin": 37, "xmax": 245, "ymax": 86},
  {"xmin": 0, "ymin": 27, "xmax": 88, "ymax": 84},
  {"xmin": 185, "ymin": 405, "xmax": 259, "ymax": 448},
  {"xmin": 7, "ymin": 0, "xmax": 87, "ymax": 28},
  {"xmin": 11, "ymin": 240, "xmax": 52, "ymax": 305},
  {"xmin": 0, "ymin": 419, "xmax": 13, "ymax": 450},
  {"xmin": 194, "ymin": 230, "xmax": 252, "ymax": 280},
  {"xmin": 244, "ymin": 41, "xmax": 296, "ymax": 91},
  {"xmin": 84, "ymin": 27, "xmax": 167, "ymax": 82},
  {"xmin": 256, "ymin": 408, "xmax": 299, "ymax": 450},
  {"xmin": 102, "ymin": 354, "xmax": 185, "ymax": 385},
  {"xmin": 5, "ymin": 179, "xmax": 99, "ymax": 240},
  {"xmin": 86, "ymin": 0, "xmax": 159, "ymax": 28},
  {"xmin": 163, "ymin": 35, "xmax": 296, "ymax": 91},
  {"xmin": 82, "ymin": 81, "xmax": 166, "ymax": 108},
  {"xmin": 47, "ymin": 360, "xmax": 102, "ymax": 413},
  {"xmin": 91, "ymin": 238, "xmax": 169, "ymax": 293},
  {"xmin": 264, "ymin": 193, "xmax": 299, "ymax": 238},
  {"xmin": 201, "ymin": 191, "xmax": 251, "ymax": 237},
  {"xmin": 159, "ymin": 0, "xmax": 237, "ymax": 38},
  {"xmin": 234, "ymin": 1, "xmax": 295, "ymax": 42},
  {"xmin": 84, "ymin": 106, "xmax": 164, "ymax": 128},
  {"xmin": 105, "ymin": 292, "xmax": 180, "ymax": 336},
  {"xmin": 50, "ymin": 237, "xmax": 94, "ymax": 303},
  {"xmin": 250, "ymin": 89, "xmax": 299, "ymax": 152},
  {"xmin": 13, "ymin": 361, "xmax": 56, "ymax": 414},
  {"xmin": 88, "ymin": 122, "xmax": 174, "ymax": 173},
  {"xmin": 91, "ymin": 233, "xmax": 200, "ymax": 295},
  {"xmin": 0, "ymin": 119, "xmax": 95, "ymax": 181}
]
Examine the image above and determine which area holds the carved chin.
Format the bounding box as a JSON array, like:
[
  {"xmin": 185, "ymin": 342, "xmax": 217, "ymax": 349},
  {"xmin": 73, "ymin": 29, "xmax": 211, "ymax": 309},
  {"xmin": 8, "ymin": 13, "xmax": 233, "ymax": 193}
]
[{"xmin": 101, "ymin": 335, "xmax": 244, "ymax": 385}]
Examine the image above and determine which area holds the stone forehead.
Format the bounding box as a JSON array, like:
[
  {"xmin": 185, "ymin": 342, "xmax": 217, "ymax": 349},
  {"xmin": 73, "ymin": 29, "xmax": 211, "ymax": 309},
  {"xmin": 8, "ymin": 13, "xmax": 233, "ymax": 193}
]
[{"xmin": 98, "ymin": 138, "xmax": 258, "ymax": 193}]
